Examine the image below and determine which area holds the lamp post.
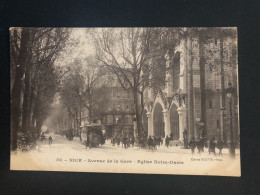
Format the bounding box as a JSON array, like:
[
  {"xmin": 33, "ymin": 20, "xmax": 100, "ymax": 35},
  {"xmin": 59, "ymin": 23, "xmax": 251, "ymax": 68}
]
[
  {"xmin": 220, "ymin": 106, "xmax": 226, "ymax": 143},
  {"xmin": 225, "ymin": 82, "xmax": 236, "ymax": 158}
]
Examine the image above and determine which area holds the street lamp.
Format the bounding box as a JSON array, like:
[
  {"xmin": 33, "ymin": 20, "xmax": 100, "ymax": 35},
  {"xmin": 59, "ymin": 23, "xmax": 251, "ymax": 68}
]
[{"xmin": 225, "ymin": 82, "xmax": 236, "ymax": 158}]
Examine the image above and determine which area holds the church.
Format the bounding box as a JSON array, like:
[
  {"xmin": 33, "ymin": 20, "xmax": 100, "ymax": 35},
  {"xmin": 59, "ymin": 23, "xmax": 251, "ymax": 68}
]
[{"xmin": 142, "ymin": 29, "xmax": 239, "ymax": 146}]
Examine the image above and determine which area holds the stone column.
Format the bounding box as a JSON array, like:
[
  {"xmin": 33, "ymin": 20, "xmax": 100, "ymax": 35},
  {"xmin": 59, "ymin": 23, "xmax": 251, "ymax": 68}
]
[
  {"xmin": 177, "ymin": 107, "xmax": 187, "ymax": 142},
  {"xmin": 146, "ymin": 112, "xmax": 153, "ymax": 136},
  {"xmin": 163, "ymin": 110, "xmax": 171, "ymax": 137}
]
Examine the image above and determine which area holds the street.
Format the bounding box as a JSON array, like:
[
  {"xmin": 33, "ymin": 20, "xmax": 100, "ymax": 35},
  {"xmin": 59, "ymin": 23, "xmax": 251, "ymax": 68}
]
[{"xmin": 10, "ymin": 134, "xmax": 240, "ymax": 176}]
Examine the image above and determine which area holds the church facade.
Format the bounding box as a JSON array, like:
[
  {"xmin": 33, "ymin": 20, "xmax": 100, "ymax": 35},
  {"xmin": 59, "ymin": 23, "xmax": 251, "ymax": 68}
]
[{"xmin": 142, "ymin": 30, "xmax": 239, "ymax": 145}]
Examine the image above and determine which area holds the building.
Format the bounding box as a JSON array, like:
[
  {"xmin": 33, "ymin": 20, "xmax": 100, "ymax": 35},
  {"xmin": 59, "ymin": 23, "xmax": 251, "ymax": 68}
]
[
  {"xmin": 101, "ymin": 85, "xmax": 135, "ymax": 137},
  {"xmin": 80, "ymin": 72, "xmax": 135, "ymax": 138},
  {"xmin": 142, "ymin": 28, "xmax": 239, "ymax": 145}
]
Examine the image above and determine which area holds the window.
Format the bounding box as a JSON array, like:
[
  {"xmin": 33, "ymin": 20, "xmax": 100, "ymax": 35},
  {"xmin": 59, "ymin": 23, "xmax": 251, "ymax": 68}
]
[
  {"xmin": 209, "ymin": 100, "xmax": 212, "ymax": 109},
  {"xmin": 117, "ymin": 90, "xmax": 121, "ymax": 98},
  {"xmin": 217, "ymin": 120, "xmax": 220, "ymax": 128},
  {"xmin": 108, "ymin": 103, "xmax": 112, "ymax": 111},
  {"xmin": 113, "ymin": 89, "xmax": 116, "ymax": 97},
  {"xmin": 107, "ymin": 115, "xmax": 113, "ymax": 123}
]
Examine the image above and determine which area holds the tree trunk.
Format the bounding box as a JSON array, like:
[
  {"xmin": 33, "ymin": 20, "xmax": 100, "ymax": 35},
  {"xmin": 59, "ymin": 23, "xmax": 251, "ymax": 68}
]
[
  {"xmin": 88, "ymin": 104, "xmax": 92, "ymax": 123},
  {"xmin": 22, "ymin": 64, "xmax": 31, "ymax": 132},
  {"xmin": 11, "ymin": 28, "xmax": 31, "ymax": 150},
  {"xmin": 139, "ymin": 91, "xmax": 145, "ymax": 132},
  {"xmin": 199, "ymin": 31, "xmax": 207, "ymax": 138},
  {"xmin": 28, "ymin": 87, "xmax": 35, "ymax": 131},
  {"xmin": 75, "ymin": 109, "xmax": 78, "ymax": 135},
  {"xmin": 31, "ymin": 101, "xmax": 37, "ymax": 135},
  {"xmin": 133, "ymin": 89, "xmax": 143, "ymax": 137},
  {"xmin": 220, "ymin": 33, "xmax": 227, "ymax": 144},
  {"xmin": 79, "ymin": 106, "xmax": 82, "ymax": 127},
  {"xmin": 188, "ymin": 36, "xmax": 195, "ymax": 140},
  {"xmin": 220, "ymin": 34, "xmax": 225, "ymax": 108},
  {"xmin": 36, "ymin": 116, "xmax": 43, "ymax": 136}
]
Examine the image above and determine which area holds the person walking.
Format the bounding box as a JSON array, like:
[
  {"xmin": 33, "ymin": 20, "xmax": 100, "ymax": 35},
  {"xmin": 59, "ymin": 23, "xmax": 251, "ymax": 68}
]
[
  {"xmin": 197, "ymin": 138, "xmax": 204, "ymax": 154},
  {"xmin": 116, "ymin": 136, "xmax": 120, "ymax": 147},
  {"xmin": 165, "ymin": 135, "xmax": 170, "ymax": 148},
  {"xmin": 123, "ymin": 135, "xmax": 128, "ymax": 149},
  {"xmin": 48, "ymin": 136, "xmax": 53, "ymax": 146},
  {"xmin": 152, "ymin": 136, "xmax": 157, "ymax": 150},
  {"xmin": 209, "ymin": 137, "xmax": 216, "ymax": 156},
  {"xmin": 217, "ymin": 139, "xmax": 224, "ymax": 156},
  {"xmin": 147, "ymin": 136, "xmax": 153, "ymax": 150},
  {"xmin": 189, "ymin": 137, "xmax": 196, "ymax": 155}
]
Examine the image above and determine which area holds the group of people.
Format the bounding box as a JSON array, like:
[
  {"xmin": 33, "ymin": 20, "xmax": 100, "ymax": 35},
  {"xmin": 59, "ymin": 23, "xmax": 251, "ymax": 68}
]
[
  {"xmin": 110, "ymin": 134, "xmax": 174, "ymax": 150},
  {"xmin": 111, "ymin": 134, "xmax": 135, "ymax": 149},
  {"xmin": 147, "ymin": 136, "xmax": 164, "ymax": 150},
  {"xmin": 109, "ymin": 133, "xmax": 225, "ymax": 156},
  {"xmin": 189, "ymin": 137, "xmax": 224, "ymax": 156},
  {"xmin": 40, "ymin": 132, "xmax": 53, "ymax": 146}
]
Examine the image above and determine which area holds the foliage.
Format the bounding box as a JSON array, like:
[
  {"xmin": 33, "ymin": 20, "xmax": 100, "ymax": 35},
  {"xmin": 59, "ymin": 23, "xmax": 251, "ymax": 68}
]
[{"xmin": 10, "ymin": 28, "xmax": 70, "ymax": 150}]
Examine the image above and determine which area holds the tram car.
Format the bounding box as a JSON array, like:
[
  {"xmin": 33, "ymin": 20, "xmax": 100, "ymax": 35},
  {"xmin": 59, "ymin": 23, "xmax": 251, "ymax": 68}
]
[{"xmin": 81, "ymin": 123, "xmax": 105, "ymax": 148}]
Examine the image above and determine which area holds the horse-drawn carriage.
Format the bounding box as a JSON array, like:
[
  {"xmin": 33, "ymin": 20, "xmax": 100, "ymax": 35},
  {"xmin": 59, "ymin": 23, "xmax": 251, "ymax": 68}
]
[{"xmin": 81, "ymin": 124, "xmax": 105, "ymax": 148}]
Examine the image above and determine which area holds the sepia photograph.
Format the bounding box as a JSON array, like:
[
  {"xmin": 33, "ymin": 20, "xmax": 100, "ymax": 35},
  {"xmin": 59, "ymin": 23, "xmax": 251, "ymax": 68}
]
[{"xmin": 10, "ymin": 27, "xmax": 240, "ymax": 176}]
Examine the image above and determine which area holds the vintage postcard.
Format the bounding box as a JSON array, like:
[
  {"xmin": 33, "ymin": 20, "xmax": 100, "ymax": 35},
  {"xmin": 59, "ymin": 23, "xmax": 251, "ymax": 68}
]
[{"xmin": 10, "ymin": 27, "xmax": 240, "ymax": 176}]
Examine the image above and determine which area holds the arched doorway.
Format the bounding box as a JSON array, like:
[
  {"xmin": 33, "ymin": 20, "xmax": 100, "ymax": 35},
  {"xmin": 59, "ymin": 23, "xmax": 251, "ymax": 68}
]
[
  {"xmin": 170, "ymin": 104, "xmax": 179, "ymax": 140},
  {"xmin": 153, "ymin": 103, "xmax": 164, "ymax": 138},
  {"xmin": 142, "ymin": 109, "xmax": 148, "ymax": 134}
]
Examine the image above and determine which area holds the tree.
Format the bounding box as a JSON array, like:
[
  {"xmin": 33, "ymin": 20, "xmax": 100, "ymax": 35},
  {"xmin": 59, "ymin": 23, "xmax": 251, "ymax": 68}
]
[
  {"xmin": 180, "ymin": 27, "xmax": 237, "ymax": 140},
  {"xmin": 10, "ymin": 28, "xmax": 70, "ymax": 150},
  {"xmin": 60, "ymin": 62, "xmax": 84, "ymax": 132},
  {"xmin": 60, "ymin": 56, "xmax": 109, "ymax": 133},
  {"xmin": 91, "ymin": 28, "xmax": 180, "ymax": 137},
  {"xmin": 24, "ymin": 28, "xmax": 70, "ymax": 135},
  {"xmin": 10, "ymin": 28, "xmax": 31, "ymax": 150}
]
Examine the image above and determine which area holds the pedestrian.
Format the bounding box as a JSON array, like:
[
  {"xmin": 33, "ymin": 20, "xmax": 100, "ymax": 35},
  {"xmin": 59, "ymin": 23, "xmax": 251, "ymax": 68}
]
[
  {"xmin": 121, "ymin": 135, "xmax": 124, "ymax": 148},
  {"xmin": 158, "ymin": 137, "xmax": 162, "ymax": 147},
  {"xmin": 189, "ymin": 137, "xmax": 196, "ymax": 155},
  {"xmin": 41, "ymin": 133, "xmax": 46, "ymax": 142},
  {"xmin": 197, "ymin": 138, "xmax": 204, "ymax": 154},
  {"xmin": 147, "ymin": 136, "xmax": 153, "ymax": 150},
  {"xmin": 48, "ymin": 136, "xmax": 53, "ymax": 145},
  {"xmin": 123, "ymin": 136, "xmax": 128, "ymax": 149},
  {"xmin": 130, "ymin": 136, "xmax": 135, "ymax": 147},
  {"xmin": 217, "ymin": 139, "xmax": 224, "ymax": 156},
  {"xmin": 152, "ymin": 136, "xmax": 157, "ymax": 150},
  {"xmin": 209, "ymin": 137, "xmax": 216, "ymax": 156},
  {"xmin": 127, "ymin": 136, "xmax": 130, "ymax": 148},
  {"xmin": 111, "ymin": 137, "xmax": 115, "ymax": 146},
  {"xmin": 165, "ymin": 135, "xmax": 170, "ymax": 148},
  {"xmin": 86, "ymin": 132, "xmax": 90, "ymax": 149}
]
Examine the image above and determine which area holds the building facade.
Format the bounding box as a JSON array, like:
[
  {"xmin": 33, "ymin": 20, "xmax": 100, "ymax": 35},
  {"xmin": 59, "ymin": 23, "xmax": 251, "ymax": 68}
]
[
  {"xmin": 101, "ymin": 86, "xmax": 135, "ymax": 137},
  {"xmin": 143, "ymin": 30, "xmax": 239, "ymax": 145}
]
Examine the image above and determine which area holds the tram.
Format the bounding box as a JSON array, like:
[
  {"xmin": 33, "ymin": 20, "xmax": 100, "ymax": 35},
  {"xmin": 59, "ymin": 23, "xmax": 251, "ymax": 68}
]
[{"xmin": 81, "ymin": 123, "xmax": 105, "ymax": 148}]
